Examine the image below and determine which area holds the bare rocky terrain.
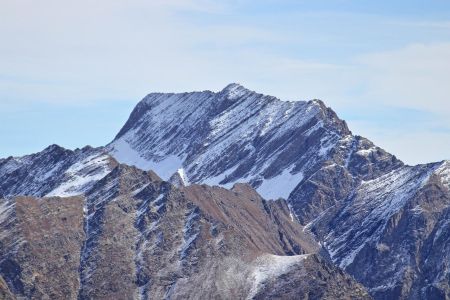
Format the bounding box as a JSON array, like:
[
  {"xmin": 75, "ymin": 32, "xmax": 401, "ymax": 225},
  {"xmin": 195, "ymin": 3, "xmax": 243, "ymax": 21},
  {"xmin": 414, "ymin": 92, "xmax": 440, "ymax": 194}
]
[
  {"xmin": 0, "ymin": 167, "xmax": 369, "ymax": 299},
  {"xmin": 0, "ymin": 196, "xmax": 85, "ymax": 299}
]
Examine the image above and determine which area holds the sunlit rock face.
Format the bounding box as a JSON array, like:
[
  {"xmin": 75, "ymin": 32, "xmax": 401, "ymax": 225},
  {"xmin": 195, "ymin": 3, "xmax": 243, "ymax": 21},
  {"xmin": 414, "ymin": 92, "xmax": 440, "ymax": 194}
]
[{"xmin": 0, "ymin": 168, "xmax": 370, "ymax": 299}]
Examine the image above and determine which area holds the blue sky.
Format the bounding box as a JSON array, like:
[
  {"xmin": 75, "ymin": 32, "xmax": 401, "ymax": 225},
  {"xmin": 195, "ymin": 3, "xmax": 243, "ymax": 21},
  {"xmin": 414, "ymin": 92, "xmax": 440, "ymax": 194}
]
[{"xmin": 1, "ymin": 0, "xmax": 449, "ymax": 164}]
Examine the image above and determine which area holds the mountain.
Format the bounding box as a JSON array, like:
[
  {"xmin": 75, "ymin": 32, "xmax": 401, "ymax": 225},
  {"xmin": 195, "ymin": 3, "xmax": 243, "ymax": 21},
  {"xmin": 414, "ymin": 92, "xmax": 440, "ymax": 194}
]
[
  {"xmin": 106, "ymin": 83, "xmax": 449, "ymax": 299},
  {"xmin": 0, "ymin": 83, "xmax": 448, "ymax": 299},
  {"xmin": 0, "ymin": 165, "xmax": 369, "ymax": 299},
  {"xmin": 107, "ymin": 83, "xmax": 353, "ymax": 200}
]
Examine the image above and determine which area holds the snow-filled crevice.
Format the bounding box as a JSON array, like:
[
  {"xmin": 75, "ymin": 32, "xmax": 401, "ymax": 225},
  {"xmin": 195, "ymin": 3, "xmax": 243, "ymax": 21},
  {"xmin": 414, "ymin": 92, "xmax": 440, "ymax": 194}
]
[
  {"xmin": 134, "ymin": 192, "xmax": 166, "ymax": 300},
  {"xmin": 179, "ymin": 208, "xmax": 200, "ymax": 262}
]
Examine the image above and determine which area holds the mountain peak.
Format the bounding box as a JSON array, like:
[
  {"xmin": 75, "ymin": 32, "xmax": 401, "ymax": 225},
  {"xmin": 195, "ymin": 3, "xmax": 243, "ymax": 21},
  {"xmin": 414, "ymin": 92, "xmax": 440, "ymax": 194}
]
[
  {"xmin": 1, "ymin": 83, "xmax": 449, "ymax": 299},
  {"xmin": 220, "ymin": 82, "xmax": 252, "ymax": 99},
  {"xmin": 222, "ymin": 82, "xmax": 244, "ymax": 90},
  {"xmin": 43, "ymin": 144, "xmax": 66, "ymax": 153}
]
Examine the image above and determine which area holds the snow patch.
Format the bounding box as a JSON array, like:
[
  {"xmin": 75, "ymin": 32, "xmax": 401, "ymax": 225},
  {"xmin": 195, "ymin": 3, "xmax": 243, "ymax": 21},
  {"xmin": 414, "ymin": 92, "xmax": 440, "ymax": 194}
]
[
  {"xmin": 247, "ymin": 254, "xmax": 309, "ymax": 299},
  {"xmin": 176, "ymin": 168, "xmax": 189, "ymax": 186},
  {"xmin": 46, "ymin": 153, "xmax": 111, "ymax": 197},
  {"xmin": 109, "ymin": 137, "xmax": 183, "ymax": 180},
  {"xmin": 435, "ymin": 160, "xmax": 450, "ymax": 188},
  {"xmin": 356, "ymin": 147, "xmax": 377, "ymax": 157},
  {"xmin": 256, "ymin": 168, "xmax": 304, "ymax": 200}
]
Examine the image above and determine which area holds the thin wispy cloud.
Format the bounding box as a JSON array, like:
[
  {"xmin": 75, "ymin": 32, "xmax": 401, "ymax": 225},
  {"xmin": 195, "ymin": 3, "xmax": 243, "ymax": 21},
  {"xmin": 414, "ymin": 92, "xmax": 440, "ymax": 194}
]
[{"xmin": 0, "ymin": 0, "xmax": 449, "ymax": 163}]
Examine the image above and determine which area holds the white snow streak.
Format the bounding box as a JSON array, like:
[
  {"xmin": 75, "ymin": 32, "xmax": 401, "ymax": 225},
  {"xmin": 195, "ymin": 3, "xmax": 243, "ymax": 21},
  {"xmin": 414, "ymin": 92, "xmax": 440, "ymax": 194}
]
[
  {"xmin": 46, "ymin": 153, "xmax": 111, "ymax": 197},
  {"xmin": 247, "ymin": 254, "xmax": 309, "ymax": 299},
  {"xmin": 109, "ymin": 134, "xmax": 184, "ymax": 180}
]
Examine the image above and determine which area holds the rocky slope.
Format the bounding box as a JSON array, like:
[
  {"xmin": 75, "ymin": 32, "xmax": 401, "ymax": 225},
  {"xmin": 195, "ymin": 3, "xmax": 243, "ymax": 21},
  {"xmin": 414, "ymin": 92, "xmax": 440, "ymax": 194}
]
[
  {"xmin": 308, "ymin": 162, "xmax": 450, "ymax": 299},
  {"xmin": 105, "ymin": 83, "xmax": 449, "ymax": 299},
  {"xmin": 0, "ymin": 145, "xmax": 116, "ymax": 199},
  {"xmin": 0, "ymin": 163, "xmax": 370, "ymax": 299},
  {"xmin": 0, "ymin": 83, "xmax": 448, "ymax": 299},
  {"xmin": 0, "ymin": 196, "xmax": 85, "ymax": 299}
]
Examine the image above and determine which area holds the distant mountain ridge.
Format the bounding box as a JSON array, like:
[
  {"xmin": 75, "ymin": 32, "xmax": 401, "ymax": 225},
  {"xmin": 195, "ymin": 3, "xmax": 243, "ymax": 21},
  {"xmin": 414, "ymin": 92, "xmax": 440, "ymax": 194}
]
[{"xmin": 0, "ymin": 83, "xmax": 449, "ymax": 299}]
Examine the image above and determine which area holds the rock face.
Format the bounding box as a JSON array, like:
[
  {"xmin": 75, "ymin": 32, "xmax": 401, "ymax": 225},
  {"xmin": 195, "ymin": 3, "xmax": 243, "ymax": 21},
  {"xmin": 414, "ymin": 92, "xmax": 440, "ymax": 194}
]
[
  {"xmin": 0, "ymin": 83, "xmax": 448, "ymax": 299},
  {"xmin": 301, "ymin": 162, "xmax": 450, "ymax": 298},
  {"xmin": 0, "ymin": 196, "xmax": 85, "ymax": 299},
  {"xmin": 250, "ymin": 254, "xmax": 369, "ymax": 300},
  {"xmin": 0, "ymin": 165, "xmax": 369, "ymax": 299},
  {"xmin": 0, "ymin": 145, "xmax": 116, "ymax": 199}
]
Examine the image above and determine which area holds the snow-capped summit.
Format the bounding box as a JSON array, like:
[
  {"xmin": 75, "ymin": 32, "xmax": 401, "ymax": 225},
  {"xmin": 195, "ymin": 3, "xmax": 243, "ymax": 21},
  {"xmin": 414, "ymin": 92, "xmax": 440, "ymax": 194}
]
[{"xmin": 219, "ymin": 82, "xmax": 251, "ymax": 99}]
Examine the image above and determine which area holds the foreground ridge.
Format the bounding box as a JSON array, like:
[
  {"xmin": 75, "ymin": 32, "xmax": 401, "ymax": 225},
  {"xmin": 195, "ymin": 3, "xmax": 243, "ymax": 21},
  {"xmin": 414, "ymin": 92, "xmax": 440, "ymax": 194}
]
[{"xmin": 0, "ymin": 166, "xmax": 370, "ymax": 299}]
